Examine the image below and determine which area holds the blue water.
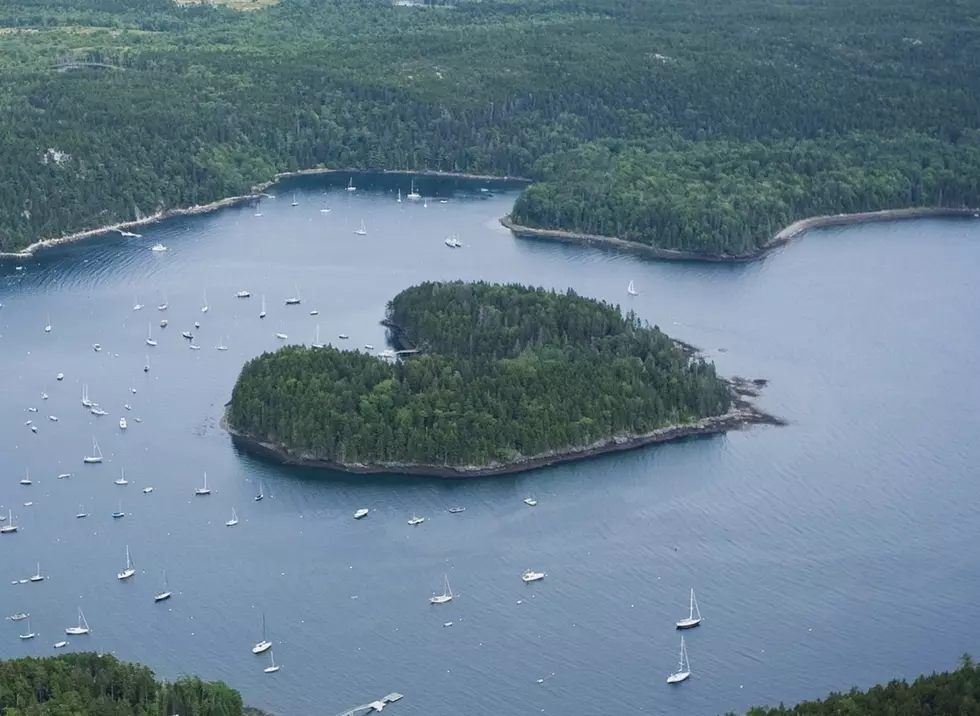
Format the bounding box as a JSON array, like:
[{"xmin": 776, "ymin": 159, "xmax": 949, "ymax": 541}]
[{"xmin": 1, "ymin": 176, "xmax": 978, "ymax": 716}]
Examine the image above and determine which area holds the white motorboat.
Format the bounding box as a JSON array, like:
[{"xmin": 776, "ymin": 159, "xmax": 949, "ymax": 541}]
[
  {"xmin": 194, "ymin": 472, "xmax": 211, "ymax": 496},
  {"xmin": 189, "ymin": 343, "xmax": 201, "ymax": 350},
  {"xmin": 263, "ymin": 651, "xmax": 281, "ymax": 674},
  {"xmin": 522, "ymin": 569, "xmax": 545, "ymax": 583},
  {"xmin": 7, "ymin": 613, "xmax": 29, "ymax": 621},
  {"xmin": 252, "ymin": 613, "xmax": 272, "ymax": 654},
  {"xmin": 151, "ymin": 243, "xmax": 167, "ymax": 252},
  {"xmin": 338, "ymin": 333, "xmax": 349, "ymax": 340},
  {"xmin": 119, "ymin": 417, "xmax": 128, "ymax": 430},
  {"xmin": 676, "ymin": 588, "xmax": 703, "ymax": 629},
  {"xmin": 154, "ymin": 571, "xmax": 172, "ymax": 602},
  {"xmin": 181, "ymin": 331, "xmax": 193, "ymax": 339},
  {"xmin": 53, "ymin": 640, "xmax": 69, "ymax": 649},
  {"xmin": 353, "ymin": 508, "xmax": 369, "ymax": 519},
  {"xmin": 90, "ymin": 407, "xmax": 107, "ymax": 416},
  {"xmin": 666, "ymin": 636, "xmax": 692, "ymax": 684},
  {"xmin": 114, "ymin": 468, "xmax": 129, "ymax": 485},
  {"xmin": 364, "ymin": 344, "xmax": 374, "ymax": 350},
  {"xmin": 41, "ymin": 391, "xmax": 48, "ymax": 400},
  {"xmin": 447, "ymin": 506, "xmax": 466, "ymax": 514},
  {"xmin": 407, "ymin": 515, "xmax": 425, "ymax": 526},
  {"xmin": 48, "ymin": 415, "xmax": 58, "ymax": 422},
  {"xmin": 84, "ymin": 438, "xmax": 103, "ymax": 464},
  {"xmin": 237, "ymin": 290, "xmax": 251, "ymax": 298},
  {"xmin": 58, "ymin": 473, "xmax": 72, "ymax": 479},
  {"xmin": 524, "ymin": 496, "xmax": 538, "ymax": 507},
  {"xmin": 429, "ymin": 574, "xmax": 453, "ymax": 604},
  {"xmin": 160, "ymin": 319, "xmax": 168, "ymax": 327},
  {"xmin": 65, "ymin": 607, "xmax": 90, "ymax": 635},
  {"xmin": 117, "ymin": 545, "xmax": 135, "ymax": 580},
  {"xmin": 309, "ymin": 309, "xmax": 318, "ymax": 316},
  {"xmin": 30, "ymin": 425, "xmax": 38, "ymax": 433},
  {"xmin": 56, "ymin": 373, "xmax": 64, "ymax": 381},
  {"xmin": 143, "ymin": 486, "xmax": 153, "ymax": 494},
  {"xmin": 226, "ymin": 508, "xmax": 239, "ymax": 527},
  {"xmin": 354, "ymin": 220, "xmax": 367, "ymax": 236},
  {"xmin": 124, "ymin": 404, "xmax": 132, "ymax": 411},
  {"xmin": 444, "ymin": 234, "xmax": 462, "ymax": 248},
  {"xmin": 276, "ymin": 332, "xmax": 288, "ymax": 340}
]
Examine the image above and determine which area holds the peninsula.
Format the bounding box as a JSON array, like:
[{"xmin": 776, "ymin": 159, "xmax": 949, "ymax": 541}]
[{"xmin": 225, "ymin": 281, "xmax": 780, "ymax": 477}]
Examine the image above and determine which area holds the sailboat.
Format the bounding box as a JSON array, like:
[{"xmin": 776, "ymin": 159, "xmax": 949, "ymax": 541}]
[
  {"xmin": 429, "ymin": 574, "xmax": 453, "ymax": 604},
  {"xmin": 0, "ymin": 510, "xmax": 17, "ymax": 533},
  {"xmin": 254, "ymin": 481, "xmax": 265, "ymax": 502},
  {"xmin": 259, "ymin": 295, "xmax": 267, "ymax": 319},
  {"xmin": 346, "ymin": 176, "xmax": 356, "ymax": 192},
  {"xmin": 216, "ymin": 337, "xmax": 229, "ymax": 351},
  {"xmin": 311, "ymin": 325, "xmax": 324, "ymax": 349},
  {"xmin": 117, "ymin": 545, "xmax": 135, "ymax": 580},
  {"xmin": 276, "ymin": 326, "xmax": 288, "ymax": 340},
  {"xmin": 354, "ymin": 220, "xmax": 367, "ymax": 236},
  {"xmin": 144, "ymin": 348, "xmax": 150, "ymax": 373},
  {"xmin": 627, "ymin": 280, "xmax": 639, "ymax": 296},
  {"xmin": 44, "ymin": 314, "xmax": 52, "ymax": 333},
  {"xmin": 264, "ymin": 651, "xmax": 281, "ymax": 673},
  {"xmin": 201, "ymin": 289, "xmax": 209, "ymax": 313},
  {"xmin": 133, "ymin": 295, "xmax": 144, "ymax": 311},
  {"xmin": 112, "ymin": 501, "xmax": 125, "ymax": 519},
  {"xmin": 676, "ymin": 589, "xmax": 702, "ymax": 629},
  {"xmin": 226, "ymin": 508, "xmax": 239, "ymax": 527},
  {"xmin": 154, "ymin": 571, "xmax": 172, "ymax": 602},
  {"xmin": 76, "ymin": 504, "xmax": 88, "ymax": 519},
  {"xmin": 252, "ymin": 613, "xmax": 272, "ymax": 654},
  {"xmin": 285, "ymin": 286, "xmax": 302, "ymax": 305},
  {"xmin": 407, "ymin": 180, "xmax": 421, "ymax": 201},
  {"xmin": 81, "ymin": 385, "xmax": 93, "ymax": 408},
  {"xmin": 115, "ymin": 468, "xmax": 129, "ymax": 485},
  {"xmin": 397, "ymin": 188, "xmax": 402, "ymax": 203},
  {"xmin": 157, "ymin": 293, "xmax": 168, "ymax": 310},
  {"xmin": 65, "ymin": 607, "xmax": 90, "ymax": 635},
  {"xmin": 291, "ymin": 193, "xmax": 299, "ymax": 207},
  {"xmin": 84, "ymin": 438, "xmax": 103, "ymax": 464},
  {"xmin": 194, "ymin": 472, "xmax": 212, "ymax": 496},
  {"xmin": 19, "ymin": 617, "xmax": 35, "ymax": 640},
  {"xmin": 146, "ymin": 323, "xmax": 157, "ymax": 346},
  {"xmin": 20, "ymin": 469, "xmax": 32, "ymax": 485},
  {"xmin": 29, "ymin": 562, "xmax": 44, "ymax": 582},
  {"xmin": 666, "ymin": 636, "xmax": 692, "ymax": 684}
]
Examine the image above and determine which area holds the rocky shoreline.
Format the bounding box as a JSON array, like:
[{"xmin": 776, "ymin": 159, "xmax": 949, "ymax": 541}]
[
  {"xmin": 0, "ymin": 168, "xmax": 529, "ymax": 261},
  {"xmin": 222, "ymin": 388, "xmax": 784, "ymax": 479},
  {"xmin": 500, "ymin": 206, "xmax": 980, "ymax": 262}
]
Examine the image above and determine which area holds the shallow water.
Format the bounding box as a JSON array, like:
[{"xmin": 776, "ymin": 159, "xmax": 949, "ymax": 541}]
[{"xmin": 1, "ymin": 176, "xmax": 978, "ymax": 716}]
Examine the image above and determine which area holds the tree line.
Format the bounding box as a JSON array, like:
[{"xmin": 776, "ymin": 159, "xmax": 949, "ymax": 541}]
[{"xmin": 228, "ymin": 282, "xmax": 731, "ymax": 467}]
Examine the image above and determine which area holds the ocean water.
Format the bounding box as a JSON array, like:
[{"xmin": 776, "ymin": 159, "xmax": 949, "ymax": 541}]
[{"xmin": 1, "ymin": 175, "xmax": 978, "ymax": 716}]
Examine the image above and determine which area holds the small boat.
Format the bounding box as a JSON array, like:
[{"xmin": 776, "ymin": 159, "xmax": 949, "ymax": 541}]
[
  {"xmin": 226, "ymin": 508, "xmax": 239, "ymax": 527},
  {"xmin": 144, "ymin": 349, "xmax": 150, "ymax": 372},
  {"xmin": 346, "ymin": 177, "xmax": 356, "ymax": 192},
  {"xmin": 364, "ymin": 344, "xmax": 374, "ymax": 350},
  {"xmin": 93, "ymin": 343, "xmax": 101, "ymax": 351},
  {"xmin": 81, "ymin": 385, "xmax": 93, "ymax": 408},
  {"xmin": 19, "ymin": 617, "xmax": 36, "ymax": 640},
  {"xmin": 160, "ymin": 319, "xmax": 168, "ymax": 328},
  {"xmin": 29, "ymin": 562, "xmax": 44, "ymax": 582},
  {"xmin": 119, "ymin": 417, "xmax": 128, "ymax": 430},
  {"xmin": 45, "ymin": 314, "xmax": 52, "ymax": 333},
  {"xmin": 309, "ymin": 309, "xmax": 319, "ymax": 316},
  {"xmin": 0, "ymin": 510, "xmax": 18, "ymax": 533},
  {"xmin": 338, "ymin": 333, "xmax": 349, "ymax": 340},
  {"xmin": 285, "ymin": 286, "xmax": 302, "ymax": 305},
  {"xmin": 112, "ymin": 501, "xmax": 125, "ymax": 519},
  {"xmin": 189, "ymin": 342, "xmax": 201, "ymax": 350},
  {"xmin": 133, "ymin": 295, "xmax": 144, "ymax": 311},
  {"xmin": 311, "ymin": 325, "xmax": 324, "ymax": 349},
  {"xmin": 666, "ymin": 636, "xmax": 692, "ymax": 684},
  {"xmin": 154, "ymin": 571, "xmax": 172, "ymax": 602},
  {"xmin": 254, "ymin": 212, "xmax": 263, "ymax": 217},
  {"xmin": 252, "ymin": 613, "xmax": 273, "ymax": 654},
  {"xmin": 181, "ymin": 331, "xmax": 193, "ymax": 340},
  {"xmin": 157, "ymin": 295, "xmax": 168, "ymax": 310},
  {"xmin": 146, "ymin": 323, "xmax": 157, "ymax": 346},
  {"xmin": 143, "ymin": 487, "xmax": 153, "ymax": 494},
  {"xmin": 58, "ymin": 473, "xmax": 71, "ymax": 479},
  {"xmin": 30, "ymin": 425, "xmax": 38, "ymax": 433},
  {"xmin": 443, "ymin": 621, "xmax": 453, "ymax": 627},
  {"xmin": 65, "ymin": 607, "xmax": 90, "ymax": 635},
  {"xmin": 264, "ymin": 651, "xmax": 281, "ymax": 674},
  {"xmin": 320, "ymin": 207, "xmax": 331, "ymax": 213},
  {"xmin": 48, "ymin": 415, "xmax": 58, "ymax": 422},
  {"xmin": 522, "ymin": 569, "xmax": 545, "ymax": 583},
  {"xmin": 407, "ymin": 180, "xmax": 421, "ymax": 201},
  {"xmin": 524, "ymin": 496, "xmax": 538, "ymax": 507},
  {"xmin": 194, "ymin": 472, "xmax": 211, "ymax": 496},
  {"xmin": 114, "ymin": 468, "xmax": 129, "ymax": 485},
  {"xmin": 397, "ymin": 189, "xmax": 402, "ymax": 203},
  {"xmin": 627, "ymin": 280, "xmax": 639, "ymax": 297},
  {"xmin": 117, "ymin": 545, "xmax": 136, "ymax": 580},
  {"xmin": 41, "ymin": 391, "xmax": 48, "ymax": 400},
  {"xmin": 7, "ymin": 613, "xmax": 29, "ymax": 621},
  {"xmin": 447, "ymin": 507, "xmax": 466, "ymax": 514},
  {"xmin": 56, "ymin": 373, "xmax": 64, "ymax": 381},
  {"xmin": 429, "ymin": 574, "xmax": 453, "ymax": 604},
  {"xmin": 20, "ymin": 470, "xmax": 32, "ymax": 485},
  {"xmin": 676, "ymin": 589, "xmax": 703, "ymax": 629},
  {"xmin": 423, "ymin": 198, "xmax": 428, "ymax": 208},
  {"xmin": 85, "ymin": 437, "xmax": 106, "ymax": 465},
  {"xmin": 23, "ymin": 501, "xmax": 33, "ymax": 507},
  {"xmin": 444, "ymin": 235, "xmax": 462, "ymax": 248},
  {"xmin": 124, "ymin": 404, "xmax": 132, "ymax": 411},
  {"xmin": 76, "ymin": 505, "xmax": 88, "ymax": 519},
  {"xmin": 276, "ymin": 332, "xmax": 288, "ymax": 340},
  {"xmin": 90, "ymin": 407, "xmax": 107, "ymax": 416},
  {"xmin": 255, "ymin": 481, "xmax": 265, "ymax": 501},
  {"xmin": 201, "ymin": 289, "xmax": 209, "ymax": 313},
  {"xmin": 353, "ymin": 508, "xmax": 369, "ymax": 520},
  {"xmin": 217, "ymin": 337, "xmax": 229, "ymax": 351},
  {"xmin": 407, "ymin": 515, "xmax": 425, "ymax": 526},
  {"xmin": 237, "ymin": 290, "xmax": 251, "ymax": 298},
  {"xmin": 353, "ymin": 220, "xmax": 367, "ymax": 236},
  {"xmin": 259, "ymin": 295, "xmax": 267, "ymax": 319},
  {"xmin": 134, "ymin": 418, "xmax": 142, "ymax": 423},
  {"xmin": 151, "ymin": 243, "xmax": 167, "ymax": 252},
  {"xmin": 53, "ymin": 640, "xmax": 69, "ymax": 649},
  {"xmin": 291, "ymin": 194, "xmax": 299, "ymax": 207}
]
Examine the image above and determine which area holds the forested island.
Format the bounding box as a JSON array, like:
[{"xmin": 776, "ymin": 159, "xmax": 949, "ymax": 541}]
[
  {"xmin": 226, "ymin": 282, "xmax": 777, "ymax": 476},
  {"xmin": 1, "ymin": 0, "xmax": 978, "ymax": 257}
]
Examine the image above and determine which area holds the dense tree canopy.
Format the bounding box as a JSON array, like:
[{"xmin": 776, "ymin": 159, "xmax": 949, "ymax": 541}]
[
  {"xmin": 0, "ymin": 0, "xmax": 977, "ymax": 254},
  {"xmin": 228, "ymin": 282, "xmax": 731, "ymax": 467},
  {"xmin": 0, "ymin": 652, "xmax": 244, "ymax": 716}
]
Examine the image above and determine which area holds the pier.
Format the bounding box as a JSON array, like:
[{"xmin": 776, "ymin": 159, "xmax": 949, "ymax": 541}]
[{"xmin": 333, "ymin": 693, "xmax": 403, "ymax": 716}]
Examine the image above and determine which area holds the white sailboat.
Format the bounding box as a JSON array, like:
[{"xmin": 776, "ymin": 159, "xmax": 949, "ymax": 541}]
[
  {"xmin": 312, "ymin": 325, "xmax": 324, "ymax": 349},
  {"xmin": 285, "ymin": 286, "xmax": 302, "ymax": 305},
  {"xmin": 81, "ymin": 385, "xmax": 93, "ymax": 408},
  {"xmin": 264, "ymin": 651, "xmax": 281, "ymax": 673},
  {"xmin": 20, "ymin": 469, "xmax": 32, "ymax": 485},
  {"xmin": 194, "ymin": 472, "xmax": 211, "ymax": 496},
  {"xmin": 117, "ymin": 545, "xmax": 135, "ymax": 580},
  {"xmin": 154, "ymin": 571, "xmax": 172, "ymax": 602},
  {"xmin": 346, "ymin": 176, "xmax": 356, "ymax": 192},
  {"xmin": 429, "ymin": 574, "xmax": 453, "ymax": 604},
  {"xmin": 44, "ymin": 313, "xmax": 52, "ymax": 333},
  {"xmin": 291, "ymin": 193, "xmax": 299, "ymax": 207},
  {"xmin": 76, "ymin": 504, "xmax": 88, "ymax": 519},
  {"xmin": 29, "ymin": 562, "xmax": 44, "ymax": 582},
  {"xmin": 146, "ymin": 323, "xmax": 157, "ymax": 346},
  {"xmin": 157, "ymin": 293, "xmax": 168, "ymax": 310},
  {"xmin": 84, "ymin": 438, "xmax": 103, "ymax": 464},
  {"xmin": 144, "ymin": 348, "xmax": 150, "ymax": 372},
  {"xmin": 407, "ymin": 180, "xmax": 421, "ymax": 201},
  {"xmin": 226, "ymin": 508, "xmax": 239, "ymax": 527},
  {"xmin": 676, "ymin": 588, "xmax": 702, "ymax": 629},
  {"xmin": 65, "ymin": 607, "xmax": 90, "ymax": 635},
  {"xmin": 354, "ymin": 220, "xmax": 367, "ymax": 236},
  {"xmin": 259, "ymin": 295, "xmax": 267, "ymax": 319},
  {"xmin": 216, "ymin": 337, "xmax": 229, "ymax": 351},
  {"xmin": 0, "ymin": 509, "xmax": 17, "ymax": 533},
  {"xmin": 666, "ymin": 636, "xmax": 692, "ymax": 684},
  {"xmin": 396, "ymin": 188, "xmax": 402, "ymax": 203},
  {"xmin": 114, "ymin": 468, "xmax": 129, "ymax": 485},
  {"xmin": 254, "ymin": 481, "xmax": 265, "ymax": 502},
  {"xmin": 252, "ymin": 613, "xmax": 272, "ymax": 654},
  {"xmin": 133, "ymin": 295, "xmax": 144, "ymax": 311},
  {"xmin": 112, "ymin": 501, "xmax": 125, "ymax": 519},
  {"xmin": 19, "ymin": 617, "xmax": 35, "ymax": 640},
  {"xmin": 627, "ymin": 280, "xmax": 639, "ymax": 296},
  {"xmin": 201, "ymin": 289, "xmax": 209, "ymax": 313}
]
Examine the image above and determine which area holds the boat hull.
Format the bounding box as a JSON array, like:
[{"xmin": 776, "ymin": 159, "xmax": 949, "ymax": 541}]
[
  {"xmin": 676, "ymin": 618, "xmax": 701, "ymax": 630},
  {"xmin": 666, "ymin": 671, "xmax": 690, "ymax": 684},
  {"xmin": 252, "ymin": 641, "xmax": 272, "ymax": 654}
]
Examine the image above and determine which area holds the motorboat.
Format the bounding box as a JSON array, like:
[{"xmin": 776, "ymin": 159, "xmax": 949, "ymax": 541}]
[
  {"xmin": 524, "ymin": 496, "xmax": 538, "ymax": 507},
  {"xmin": 93, "ymin": 343, "xmax": 101, "ymax": 351},
  {"xmin": 143, "ymin": 487, "xmax": 153, "ymax": 494},
  {"xmin": 407, "ymin": 515, "xmax": 425, "ymax": 526},
  {"xmin": 237, "ymin": 290, "xmax": 251, "ymax": 298},
  {"xmin": 181, "ymin": 331, "xmax": 193, "ymax": 339},
  {"xmin": 522, "ymin": 569, "xmax": 545, "ymax": 583},
  {"xmin": 119, "ymin": 417, "xmax": 128, "ymax": 430},
  {"xmin": 353, "ymin": 508, "xmax": 369, "ymax": 519},
  {"xmin": 151, "ymin": 244, "xmax": 167, "ymax": 252},
  {"xmin": 338, "ymin": 333, "xmax": 349, "ymax": 340},
  {"xmin": 447, "ymin": 507, "xmax": 466, "ymax": 514}
]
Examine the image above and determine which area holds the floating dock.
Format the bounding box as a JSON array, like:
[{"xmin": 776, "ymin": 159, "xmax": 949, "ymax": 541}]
[{"xmin": 334, "ymin": 693, "xmax": 403, "ymax": 716}]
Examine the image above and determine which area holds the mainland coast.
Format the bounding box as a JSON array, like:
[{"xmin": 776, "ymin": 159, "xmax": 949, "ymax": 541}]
[{"xmin": 501, "ymin": 206, "xmax": 980, "ymax": 262}]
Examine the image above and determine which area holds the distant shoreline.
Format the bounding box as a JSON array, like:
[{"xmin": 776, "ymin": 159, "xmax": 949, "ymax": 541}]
[
  {"xmin": 0, "ymin": 168, "xmax": 529, "ymax": 261},
  {"xmin": 222, "ymin": 387, "xmax": 784, "ymax": 479},
  {"xmin": 501, "ymin": 206, "xmax": 980, "ymax": 262}
]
